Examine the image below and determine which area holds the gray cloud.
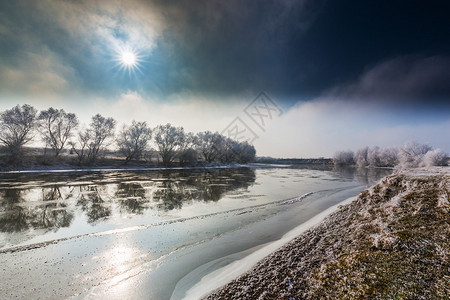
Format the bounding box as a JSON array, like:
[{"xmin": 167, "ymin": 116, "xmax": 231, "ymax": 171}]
[
  {"xmin": 0, "ymin": 49, "xmax": 77, "ymax": 99},
  {"xmin": 325, "ymin": 55, "xmax": 450, "ymax": 105},
  {"xmin": 0, "ymin": 0, "xmax": 165, "ymax": 97}
]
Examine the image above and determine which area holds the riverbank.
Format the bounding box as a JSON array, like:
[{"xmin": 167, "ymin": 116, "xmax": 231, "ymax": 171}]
[{"xmin": 205, "ymin": 167, "xmax": 449, "ymax": 299}]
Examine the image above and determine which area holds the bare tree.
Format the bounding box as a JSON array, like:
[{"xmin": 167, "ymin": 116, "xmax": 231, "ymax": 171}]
[
  {"xmin": 0, "ymin": 104, "xmax": 37, "ymax": 163},
  {"xmin": 38, "ymin": 108, "xmax": 79, "ymax": 157},
  {"xmin": 69, "ymin": 128, "xmax": 91, "ymax": 165},
  {"xmin": 87, "ymin": 114, "xmax": 116, "ymax": 163},
  {"xmin": 154, "ymin": 123, "xmax": 184, "ymax": 166},
  {"xmin": 69, "ymin": 115, "xmax": 116, "ymax": 164},
  {"xmin": 196, "ymin": 131, "xmax": 225, "ymax": 163},
  {"xmin": 117, "ymin": 121, "xmax": 152, "ymax": 163},
  {"xmin": 178, "ymin": 132, "xmax": 198, "ymax": 166}
]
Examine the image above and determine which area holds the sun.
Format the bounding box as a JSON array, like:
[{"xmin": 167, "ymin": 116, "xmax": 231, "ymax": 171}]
[
  {"xmin": 113, "ymin": 47, "xmax": 143, "ymax": 76},
  {"xmin": 121, "ymin": 50, "xmax": 137, "ymax": 66}
]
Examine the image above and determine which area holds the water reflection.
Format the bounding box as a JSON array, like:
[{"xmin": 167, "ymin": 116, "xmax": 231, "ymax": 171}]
[
  {"xmin": 116, "ymin": 183, "xmax": 149, "ymax": 214},
  {"xmin": 0, "ymin": 188, "xmax": 74, "ymax": 233},
  {"xmin": 0, "ymin": 168, "xmax": 256, "ymax": 234},
  {"xmin": 153, "ymin": 169, "xmax": 256, "ymax": 211},
  {"xmin": 76, "ymin": 186, "xmax": 112, "ymax": 224},
  {"xmin": 42, "ymin": 186, "xmax": 64, "ymax": 201},
  {"xmin": 332, "ymin": 165, "xmax": 393, "ymax": 185}
]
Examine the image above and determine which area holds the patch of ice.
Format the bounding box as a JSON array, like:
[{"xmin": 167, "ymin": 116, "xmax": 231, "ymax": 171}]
[{"xmin": 279, "ymin": 192, "xmax": 313, "ymax": 205}]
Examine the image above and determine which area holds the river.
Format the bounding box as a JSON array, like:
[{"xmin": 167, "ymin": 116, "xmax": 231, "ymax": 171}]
[{"xmin": 0, "ymin": 166, "xmax": 391, "ymax": 299}]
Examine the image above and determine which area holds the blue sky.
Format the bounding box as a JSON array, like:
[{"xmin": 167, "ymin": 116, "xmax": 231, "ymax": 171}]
[{"xmin": 0, "ymin": 0, "xmax": 449, "ymax": 157}]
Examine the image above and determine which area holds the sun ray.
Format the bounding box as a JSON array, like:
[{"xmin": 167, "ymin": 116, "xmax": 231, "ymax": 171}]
[{"xmin": 113, "ymin": 46, "xmax": 144, "ymax": 77}]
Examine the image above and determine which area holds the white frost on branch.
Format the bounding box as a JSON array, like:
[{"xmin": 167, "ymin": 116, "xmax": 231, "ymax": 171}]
[{"xmin": 333, "ymin": 142, "xmax": 448, "ymax": 168}]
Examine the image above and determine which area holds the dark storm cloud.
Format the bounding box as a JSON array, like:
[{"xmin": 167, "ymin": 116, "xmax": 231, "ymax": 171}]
[
  {"xmin": 151, "ymin": 0, "xmax": 450, "ymax": 102},
  {"xmin": 279, "ymin": 0, "xmax": 450, "ymax": 100},
  {"xmin": 324, "ymin": 55, "xmax": 450, "ymax": 106}
]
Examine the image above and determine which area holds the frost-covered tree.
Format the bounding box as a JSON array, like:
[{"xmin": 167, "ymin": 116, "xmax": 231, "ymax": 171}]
[
  {"xmin": 335, "ymin": 142, "xmax": 446, "ymax": 169},
  {"xmin": 379, "ymin": 147, "xmax": 399, "ymax": 167},
  {"xmin": 422, "ymin": 149, "xmax": 448, "ymax": 167},
  {"xmin": 217, "ymin": 138, "xmax": 239, "ymax": 163},
  {"xmin": 333, "ymin": 150, "xmax": 354, "ymax": 166},
  {"xmin": 367, "ymin": 146, "xmax": 382, "ymax": 167},
  {"xmin": 354, "ymin": 146, "xmax": 399, "ymax": 168},
  {"xmin": 398, "ymin": 141, "xmax": 432, "ymax": 168},
  {"xmin": 217, "ymin": 139, "xmax": 256, "ymax": 164},
  {"xmin": 235, "ymin": 141, "xmax": 256, "ymax": 163},
  {"xmin": 354, "ymin": 147, "xmax": 369, "ymax": 167},
  {"xmin": 38, "ymin": 108, "xmax": 79, "ymax": 157},
  {"xmin": 117, "ymin": 121, "xmax": 152, "ymax": 162},
  {"xmin": 154, "ymin": 123, "xmax": 184, "ymax": 166},
  {"xmin": 0, "ymin": 104, "xmax": 37, "ymax": 163}
]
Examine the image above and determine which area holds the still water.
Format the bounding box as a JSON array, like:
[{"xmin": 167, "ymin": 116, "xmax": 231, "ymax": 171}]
[{"xmin": 0, "ymin": 166, "xmax": 391, "ymax": 299}]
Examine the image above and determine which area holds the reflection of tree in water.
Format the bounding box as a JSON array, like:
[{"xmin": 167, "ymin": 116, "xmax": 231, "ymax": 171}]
[
  {"xmin": 41, "ymin": 186, "xmax": 63, "ymax": 202},
  {"xmin": 115, "ymin": 182, "xmax": 149, "ymax": 214},
  {"xmin": 153, "ymin": 168, "xmax": 256, "ymax": 211},
  {"xmin": 153, "ymin": 180, "xmax": 189, "ymax": 211},
  {"xmin": 0, "ymin": 189, "xmax": 28, "ymax": 232},
  {"xmin": 0, "ymin": 169, "xmax": 257, "ymax": 231},
  {"xmin": 75, "ymin": 186, "xmax": 111, "ymax": 224},
  {"xmin": 333, "ymin": 166, "xmax": 393, "ymax": 185},
  {"xmin": 354, "ymin": 167, "xmax": 392, "ymax": 185},
  {"xmin": 0, "ymin": 187, "xmax": 73, "ymax": 233}
]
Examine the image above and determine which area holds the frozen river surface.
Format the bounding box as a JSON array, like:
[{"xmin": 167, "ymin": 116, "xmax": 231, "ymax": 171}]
[{"xmin": 0, "ymin": 166, "xmax": 390, "ymax": 299}]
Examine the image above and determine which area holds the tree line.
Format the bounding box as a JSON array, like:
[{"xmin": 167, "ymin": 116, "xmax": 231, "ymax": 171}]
[
  {"xmin": 0, "ymin": 104, "xmax": 256, "ymax": 167},
  {"xmin": 333, "ymin": 142, "xmax": 448, "ymax": 169}
]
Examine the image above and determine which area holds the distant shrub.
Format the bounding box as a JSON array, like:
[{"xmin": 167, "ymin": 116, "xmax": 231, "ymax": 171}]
[
  {"xmin": 422, "ymin": 149, "xmax": 448, "ymax": 167},
  {"xmin": 398, "ymin": 141, "xmax": 432, "ymax": 168}
]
